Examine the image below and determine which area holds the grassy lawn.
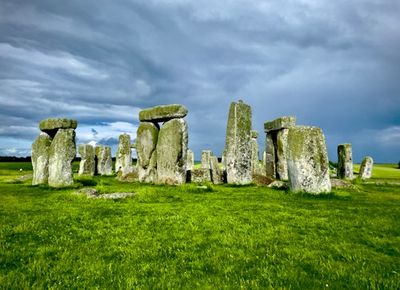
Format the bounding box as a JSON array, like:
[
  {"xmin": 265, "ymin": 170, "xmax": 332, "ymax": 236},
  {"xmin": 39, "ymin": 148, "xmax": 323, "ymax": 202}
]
[{"xmin": 0, "ymin": 163, "xmax": 399, "ymax": 288}]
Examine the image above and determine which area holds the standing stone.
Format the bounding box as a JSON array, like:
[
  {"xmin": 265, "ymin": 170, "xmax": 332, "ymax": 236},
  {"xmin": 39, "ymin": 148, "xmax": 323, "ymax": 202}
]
[
  {"xmin": 286, "ymin": 126, "xmax": 331, "ymax": 194},
  {"xmin": 264, "ymin": 134, "xmax": 276, "ymax": 178},
  {"xmin": 224, "ymin": 100, "xmax": 252, "ymax": 184},
  {"xmin": 337, "ymin": 144, "xmax": 354, "ymax": 179},
  {"xmin": 78, "ymin": 144, "xmax": 95, "ymax": 176},
  {"xmin": 201, "ymin": 150, "xmax": 213, "ymax": 169},
  {"xmin": 115, "ymin": 134, "xmax": 133, "ymax": 176},
  {"xmin": 191, "ymin": 168, "xmax": 212, "ymax": 183},
  {"xmin": 359, "ymin": 156, "xmax": 373, "ymax": 179},
  {"xmin": 48, "ymin": 129, "xmax": 76, "ymax": 187},
  {"xmin": 276, "ymin": 129, "xmax": 289, "ymax": 180},
  {"xmin": 31, "ymin": 132, "xmax": 52, "ymax": 185},
  {"xmin": 136, "ymin": 122, "xmax": 159, "ymax": 183},
  {"xmin": 95, "ymin": 146, "xmax": 113, "ymax": 176},
  {"xmin": 210, "ymin": 155, "xmax": 224, "ymax": 184},
  {"xmin": 250, "ymin": 130, "xmax": 261, "ymax": 175},
  {"xmin": 186, "ymin": 149, "xmax": 195, "ymax": 171},
  {"xmin": 156, "ymin": 118, "xmax": 188, "ymax": 185}
]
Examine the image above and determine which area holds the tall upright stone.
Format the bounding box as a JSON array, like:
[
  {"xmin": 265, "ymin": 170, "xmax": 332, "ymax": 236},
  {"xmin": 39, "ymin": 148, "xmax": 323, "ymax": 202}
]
[
  {"xmin": 286, "ymin": 126, "xmax": 331, "ymax": 194},
  {"xmin": 224, "ymin": 100, "xmax": 252, "ymax": 184},
  {"xmin": 210, "ymin": 155, "xmax": 224, "ymax": 184},
  {"xmin": 78, "ymin": 144, "xmax": 95, "ymax": 176},
  {"xmin": 31, "ymin": 132, "xmax": 52, "ymax": 185},
  {"xmin": 156, "ymin": 118, "xmax": 188, "ymax": 185},
  {"xmin": 186, "ymin": 149, "xmax": 195, "ymax": 171},
  {"xmin": 48, "ymin": 129, "xmax": 76, "ymax": 187},
  {"xmin": 359, "ymin": 156, "xmax": 373, "ymax": 179},
  {"xmin": 337, "ymin": 144, "xmax": 354, "ymax": 179},
  {"xmin": 95, "ymin": 146, "xmax": 113, "ymax": 176},
  {"xmin": 201, "ymin": 150, "xmax": 212, "ymax": 169},
  {"xmin": 136, "ymin": 122, "xmax": 159, "ymax": 183},
  {"xmin": 250, "ymin": 130, "xmax": 261, "ymax": 175},
  {"xmin": 115, "ymin": 134, "xmax": 133, "ymax": 176},
  {"xmin": 264, "ymin": 135, "xmax": 276, "ymax": 178},
  {"xmin": 276, "ymin": 129, "xmax": 289, "ymax": 180}
]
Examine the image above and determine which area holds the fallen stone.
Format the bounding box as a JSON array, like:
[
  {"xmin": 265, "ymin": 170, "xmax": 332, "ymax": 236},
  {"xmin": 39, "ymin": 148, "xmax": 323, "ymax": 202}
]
[
  {"xmin": 191, "ymin": 168, "xmax": 212, "ymax": 183},
  {"xmin": 74, "ymin": 188, "xmax": 135, "ymax": 199},
  {"xmin": 136, "ymin": 122, "xmax": 159, "ymax": 183},
  {"xmin": 264, "ymin": 116, "xmax": 296, "ymax": 133},
  {"xmin": 39, "ymin": 118, "xmax": 77, "ymax": 138},
  {"xmin": 32, "ymin": 132, "xmax": 52, "ymax": 185},
  {"xmin": 115, "ymin": 134, "xmax": 133, "ymax": 176},
  {"xmin": 337, "ymin": 143, "xmax": 354, "ymax": 179},
  {"xmin": 78, "ymin": 144, "xmax": 95, "ymax": 176},
  {"xmin": 330, "ymin": 178, "xmax": 356, "ymax": 189},
  {"xmin": 139, "ymin": 104, "xmax": 188, "ymax": 122},
  {"xmin": 286, "ymin": 126, "xmax": 331, "ymax": 194},
  {"xmin": 267, "ymin": 180, "xmax": 287, "ymax": 189},
  {"xmin": 359, "ymin": 156, "xmax": 373, "ymax": 179},
  {"xmin": 157, "ymin": 118, "xmax": 188, "ymax": 185},
  {"xmin": 95, "ymin": 145, "xmax": 113, "ymax": 176},
  {"xmin": 48, "ymin": 129, "xmax": 76, "ymax": 187},
  {"xmin": 224, "ymin": 100, "xmax": 252, "ymax": 184}
]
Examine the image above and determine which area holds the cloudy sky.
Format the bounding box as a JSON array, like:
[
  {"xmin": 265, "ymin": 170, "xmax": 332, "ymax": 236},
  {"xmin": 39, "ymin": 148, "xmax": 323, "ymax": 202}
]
[{"xmin": 0, "ymin": 0, "xmax": 399, "ymax": 162}]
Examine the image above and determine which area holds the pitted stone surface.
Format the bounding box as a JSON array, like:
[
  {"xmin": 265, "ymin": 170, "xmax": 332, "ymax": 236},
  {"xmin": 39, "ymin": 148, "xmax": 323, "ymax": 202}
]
[
  {"xmin": 115, "ymin": 134, "xmax": 133, "ymax": 176},
  {"xmin": 224, "ymin": 100, "xmax": 252, "ymax": 184},
  {"xmin": 201, "ymin": 150, "xmax": 213, "ymax": 169},
  {"xmin": 191, "ymin": 168, "xmax": 212, "ymax": 183},
  {"xmin": 250, "ymin": 130, "xmax": 261, "ymax": 175},
  {"xmin": 264, "ymin": 134, "xmax": 276, "ymax": 178},
  {"xmin": 32, "ymin": 132, "xmax": 52, "ymax": 185},
  {"xmin": 337, "ymin": 144, "xmax": 354, "ymax": 179},
  {"xmin": 39, "ymin": 118, "xmax": 77, "ymax": 138},
  {"xmin": 95, "ymin": 146, "xmax": 113, "ymax": 176},
  {"xmin": 186, "ymin": 149, "xmax": 194, "ymax": 171},
  {"xmin": 359, "ymin": 156, "xmax": 373, "ymax": 179},
  {"xmin": 137, "ymin": 122, "xmax": 159, "ymax": 183},
  {"xmin": 210, "ymin": 156, "xmax": 224, "ymax": 184},
  {"xmin": 287, "ymin": 126, "xmax": 331, "ymax": 194},
  {"xmin": 276, "ymin": 129, "xmax": 289, "ymax": 180},
  {"xmin": 264, "ymin": 116, "xmax": 296, "ymax": 133},
  {"xmin": 139, "ymin": 104, "xmax": 188, "ymax": 122},
  {"xmin": 48, "ymin": 129, "xmax": 76, "ymax": 187},
  {"xmin": 78, "ymin": 144, "xmax": 95, "ymax": 176},
  {"xmin": 156, "ymin": 118, "xmax": 188, "ymax": 185}
]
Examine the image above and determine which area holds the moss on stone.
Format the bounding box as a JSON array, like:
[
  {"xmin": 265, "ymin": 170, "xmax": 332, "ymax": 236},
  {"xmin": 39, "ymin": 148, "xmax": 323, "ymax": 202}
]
[
  {"xmin": 264, "ymin": 116, "xmax": 296, "ymax": 133},
  {"xmin": 139, "ymin": 104, "xmax": 188, "ymax": 122}
]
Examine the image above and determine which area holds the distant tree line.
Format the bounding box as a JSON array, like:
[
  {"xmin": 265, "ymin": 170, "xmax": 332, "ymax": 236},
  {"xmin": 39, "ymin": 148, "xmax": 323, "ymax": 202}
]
[{"xmin": 0, "ymin": 156, "xmax": 138, "ymax": 163}]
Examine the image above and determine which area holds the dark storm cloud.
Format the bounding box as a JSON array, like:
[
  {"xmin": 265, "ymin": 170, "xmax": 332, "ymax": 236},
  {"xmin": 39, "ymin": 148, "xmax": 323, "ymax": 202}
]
[{"xmin": 0, "ymin": 0, "xmax": 399, "ymax": 161}]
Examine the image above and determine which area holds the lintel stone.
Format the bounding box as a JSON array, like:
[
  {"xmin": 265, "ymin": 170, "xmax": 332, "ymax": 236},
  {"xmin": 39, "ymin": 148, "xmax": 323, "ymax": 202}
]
[
  {"xmin": 264, "ymin": 116, "xmax": 296, "ymax": 133},
  {"xmin": 139, "ymin": 104, "xmax": 188, "ymax": 122}
]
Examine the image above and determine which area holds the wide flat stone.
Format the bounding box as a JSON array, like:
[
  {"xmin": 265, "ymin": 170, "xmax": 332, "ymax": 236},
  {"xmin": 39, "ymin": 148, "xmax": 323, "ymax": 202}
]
[
  {"xmin": 40, "ymin": 118, "xmax": 77, "ymax": 131},
  {"xmin": 139, "ymin": 104, "xmax": 188, "ymax": 122},
  {"xmin": 264, "ymin": 116, "xmax": 296, "ymax": 133}
]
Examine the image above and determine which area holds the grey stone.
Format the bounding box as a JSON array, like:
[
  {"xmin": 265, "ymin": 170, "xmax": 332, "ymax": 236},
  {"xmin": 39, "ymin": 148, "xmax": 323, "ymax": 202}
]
[
  {"xmin": 264, "ymin": 134, "xmax": 276, "ymax": 178},
  {"xmin": 186, "ymin": 149, "xmax": 194, "ymax": 171},
  {"xmin": 287, "ymin": 126, "xmax": 331, "ymax": 194},
  {"xmin": 359, "ymin": 156, "xmax": 373, "ymax": 179},
  {"xmin": 95, "ymin": 145, "xmax": 113, "ymax": 176},
  {"xmin": 139, "ymin": 104, "xmax": 188, "ymax": 122},
  {"xmin": 48, "ymin": 129, "xmax": 76, "ymax": 187},
  {"xmin": 39, "ymin": 118, "xmax": 77, "ymax": 138},
  {"xmin": 31, "ymin": 132, "xmax": 51, "ymax": 185},
  {"xmin": 224, "ymin": 100, "xmax": 252, "ymax": 184},
  {"xmin": 136, "ymin": 122, "xmax": 159, "ymax": 183},
  {"xmin": 210, "ymin": 156, "xmax": 224, "ymax": 184},
  {"xmin": 78, "ymin": 144, "xmax": 95, "ymax": 176},
  {"xmin": 115, "ymin": 134, "xmax": 133, "ymax": 176},
  {"xmin": 201, "ymin": 150, "xmax": 212, "ymax": 169},
  {"xmin": 250, "ymin": 130, "xmax": 262, "ymax": 175},
  {"xmin": 156, "ymin": 118, "xmax": 188, "ymax": 185},
  {"xmin": 264, "ymin": 116, "xmax": 296, "ymax": 133},
  {"xmin": 276, "ymin": 129, "xmax": 289, "ymax": 180},
  {"xmin": 191, "ymin": 168, "xmax": 212, "ymax": 183},
  {"xmin": 337, "ymin": 144, "xmax": 354, "ymax": 179}
]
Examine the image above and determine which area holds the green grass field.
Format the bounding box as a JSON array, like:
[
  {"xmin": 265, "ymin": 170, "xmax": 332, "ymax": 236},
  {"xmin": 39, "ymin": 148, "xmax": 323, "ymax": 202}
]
[{"xmin": 1, "ymin": 163, "xmax": 399, "ymax": 288}]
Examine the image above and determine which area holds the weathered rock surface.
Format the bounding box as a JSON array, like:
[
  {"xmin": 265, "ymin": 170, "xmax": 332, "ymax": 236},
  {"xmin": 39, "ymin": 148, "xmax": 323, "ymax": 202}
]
[
  {"xmin": 156, "ymin": 118, "xmax": 188, "ymax": 185},
  {"xmin": 78, "ymin": 144, "xmax": 95, "ymax": 176},
  {"xmin": 201, "ymin": 150, "xmax": 212, "ymax": 169},
  {"xmin": 287, "ymin": 126, "xmax": 331, "ymax": 194},
  {"xmin": 95, "ymin": 146, "xmax": 113, "ymax": 176},
  {"xmin": 191, "ymin": 168, "xmax": 212, "ymax": 183},
  {"xmin": 276, "ymin": 129, "xmax": 289, "ymax": 180},
  {"xmin": 139, "ymin": 104, "xmax": 188, "ymax": 122},
  {"xmin": 250, "ymin": 130, "xmax": 262, "ymax": 175},
  {"xmin": 39, "ymin": 118, "xmax": 77, "ymax": 138},
  {"xmin": 210, "ymin": 156, "xmax": 224, "ymax": 184},
  {"xmin": 264, "ymin": 116, "xmax": 296, "ymax": 132},
  {"xmin": 337, "ymin": 143, "xmax": 354, "ymax": 179},
  {"xmin": 136, "ymin": 122, "xmax": 159, "ymax": 183},
  {"xmin": 186, "ymin": 149, "xmax": 194, "ymax": 171},
  {"xmin": 359, "ymin": 156, "xmax": 373, "ymax": 179},
  {"xmin": 115, "ymin": 134, "xmax": 133, "ymax": 176},
  {"xmin": 31, "ymin": 132, "xmax": 52, "ymax": 185},
  {"xmin": 224, "ymin": 100, "xmax": 252, "ymax": 184},
  {"xmin": 264, "ymin": 134, "xmax": 276, "ymax": 178},
  {"xmin": 48, "ymin": 129, "xmax": 76, "ymax": 187}
]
